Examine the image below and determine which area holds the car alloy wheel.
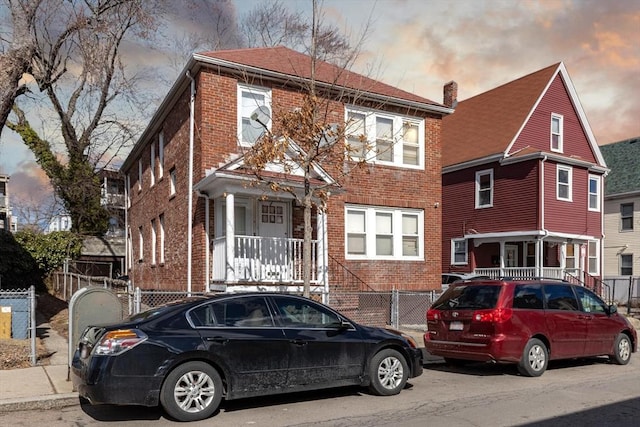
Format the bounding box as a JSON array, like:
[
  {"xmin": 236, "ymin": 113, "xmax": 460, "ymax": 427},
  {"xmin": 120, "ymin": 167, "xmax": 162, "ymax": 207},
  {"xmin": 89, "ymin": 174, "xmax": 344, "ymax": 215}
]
[
  {"xmin": 160, "ymin": 361, "xmax": 223, "ymax": 422},
  {"xmin": 518, "ymin": 338, "xmax": 548, "ymax": 377},
  {"xmin": 612, "ymin": 333, "xmax": 632, "ymax": 365},
  {"xmin": 369, "ymin": 349, "xmax": 409, "ymax": 396}
]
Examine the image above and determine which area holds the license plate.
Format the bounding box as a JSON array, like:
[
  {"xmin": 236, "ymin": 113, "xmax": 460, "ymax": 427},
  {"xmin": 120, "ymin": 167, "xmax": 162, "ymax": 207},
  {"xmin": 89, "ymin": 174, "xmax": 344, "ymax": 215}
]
[{"xmin": 449, "ymin": 321, "xmax": 463, "ymax": 331}]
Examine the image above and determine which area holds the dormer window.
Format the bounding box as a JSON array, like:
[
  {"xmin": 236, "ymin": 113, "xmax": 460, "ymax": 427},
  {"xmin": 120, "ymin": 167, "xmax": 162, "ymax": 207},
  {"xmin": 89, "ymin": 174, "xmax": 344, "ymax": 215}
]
[
  {"xmin": 238, "ymin": 84, "xmax": 271, "ymax": 146},
  {"xmin": 551, "ymin": 113, "xmax": 563, "ymax": 152}
]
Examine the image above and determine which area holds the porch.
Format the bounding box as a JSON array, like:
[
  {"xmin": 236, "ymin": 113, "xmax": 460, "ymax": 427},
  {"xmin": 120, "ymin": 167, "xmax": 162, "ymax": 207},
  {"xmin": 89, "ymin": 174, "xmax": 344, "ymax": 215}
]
[
  {"xmin": 211, "ymin": 235, "xmax": 321, "ymax": 284},
  {"xmin": 474, "ymin": 267, "xmax": 581, "ymax": 280}
]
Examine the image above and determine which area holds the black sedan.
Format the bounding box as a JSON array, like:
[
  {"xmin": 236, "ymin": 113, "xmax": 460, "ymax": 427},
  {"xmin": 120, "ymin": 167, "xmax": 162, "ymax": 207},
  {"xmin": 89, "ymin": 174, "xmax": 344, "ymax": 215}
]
[{"xmin": 72, "ymin": 293, "xmax": 423, "ymax": 422}]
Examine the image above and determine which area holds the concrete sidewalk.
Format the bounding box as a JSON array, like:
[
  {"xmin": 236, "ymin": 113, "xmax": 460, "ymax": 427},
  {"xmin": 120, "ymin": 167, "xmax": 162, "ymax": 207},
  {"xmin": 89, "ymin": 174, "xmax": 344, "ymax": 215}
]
[{"xmin": 0, "ymin": 313, "xmax": 79, "ymax": 412}]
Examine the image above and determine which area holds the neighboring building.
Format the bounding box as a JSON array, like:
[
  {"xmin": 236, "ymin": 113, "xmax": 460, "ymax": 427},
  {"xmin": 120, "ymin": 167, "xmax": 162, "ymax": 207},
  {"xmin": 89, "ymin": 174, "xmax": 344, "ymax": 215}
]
[
  {"xmin": 441, "ymin": 63, "xmax": 608, "ymax": 289},
  {"xmin": 100, "ymin": 169, "xmax": 126, "ymax": 238},
  {"xmin": 0, "ymin": 174, "xmax": 16, "ymax": 232},
  {"xmin": 47, "ymin": 213, "xmax": 73, "ymax": 233},
  {"xmin": 601, "ymin": 137, "xmax": 640, "ymax": 277},
  {"xmin": 121, "ymin": 46, "xmax": 452, "ymax": 296}
]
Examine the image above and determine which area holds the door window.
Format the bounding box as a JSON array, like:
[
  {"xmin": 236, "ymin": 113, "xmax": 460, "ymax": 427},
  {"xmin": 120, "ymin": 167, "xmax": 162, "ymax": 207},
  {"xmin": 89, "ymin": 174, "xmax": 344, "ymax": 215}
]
[
  {"xmin": 544, "ymin": 284, "xmax": 579, "ymax": 311},
  {"xmin": 574, "ymin": 286, "xmax": 607, "ymax": 314},
  {"xmin": 272, "ymin": 295, "xmax": 341, "ymax": 328}
]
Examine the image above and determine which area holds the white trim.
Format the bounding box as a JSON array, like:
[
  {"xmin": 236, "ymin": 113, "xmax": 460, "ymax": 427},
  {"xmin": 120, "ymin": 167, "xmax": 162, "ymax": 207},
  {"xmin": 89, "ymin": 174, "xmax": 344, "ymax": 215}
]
[
  {"xmin": 345, "ymin": 204, "xmax": 424, "ymax": 260},
  {"xmin": 158, "ymin": 132, "xmax": 164, "ymax": 179},
  {"xmin": 151, "ymin": 218, "xmax": 157, "ymax": 265},
  {"xmin": 588, "ymin": 174, "xmax": 601, "ymax": 212},
  {"xmin": 237, "ymin": 83, "xmax": 272, "ymax": 147},
  {"xmin": 551, "ymin": 113, "xmax": 563, "ymax": 153},
  {"xmin": 451, "ymin": 238, "xmax": 468, "ymax": 265},
  {"xmin": 588, "ymin": 239, "xmax": 600, "ymax": 275},
  {"xmin": 475, "ymin": 169, "xmax": 494, "ymax": 209},
  {"xmin": 556, "ymin": 164, "xmax": 572, "ymax": 202},
  {"xmin": 150, "ymin": 143, "xmax": 156, "ymax": 187}
]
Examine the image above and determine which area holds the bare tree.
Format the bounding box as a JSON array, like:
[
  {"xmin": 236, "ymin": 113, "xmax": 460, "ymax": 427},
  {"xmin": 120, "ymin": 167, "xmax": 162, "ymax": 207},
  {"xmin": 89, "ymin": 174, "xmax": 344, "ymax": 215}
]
[
  {"xmin": 4, "ymin": 0, "xmax": 159, "ymax": 235},
  {"xmin": 11, "ymin": 188, "xmax": 64, "ymax": 231},
  {"xmin": 0, "ymin": 0, "xmax": 42, "ymax": 139},
  {"xmin": 243, "ymin": 0, "xmax": 375, "ymax": 297}
]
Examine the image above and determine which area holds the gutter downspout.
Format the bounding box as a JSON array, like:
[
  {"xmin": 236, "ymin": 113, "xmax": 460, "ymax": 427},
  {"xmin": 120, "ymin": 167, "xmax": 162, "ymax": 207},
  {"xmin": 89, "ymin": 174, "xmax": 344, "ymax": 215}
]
[
  {"xmin": 186, "ymin": 71, "xmax": 196, "ymax": 294},
  {"xmin": 538, "ymin": 155, "xmax": 548, "ymax": 277}
]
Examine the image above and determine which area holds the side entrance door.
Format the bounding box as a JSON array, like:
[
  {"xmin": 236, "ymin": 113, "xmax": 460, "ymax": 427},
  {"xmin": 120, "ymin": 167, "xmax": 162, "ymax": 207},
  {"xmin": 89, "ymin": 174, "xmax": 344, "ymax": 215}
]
[{"xmin": 258, "ymin": 201, "xmax": 290, "ymax": 280}]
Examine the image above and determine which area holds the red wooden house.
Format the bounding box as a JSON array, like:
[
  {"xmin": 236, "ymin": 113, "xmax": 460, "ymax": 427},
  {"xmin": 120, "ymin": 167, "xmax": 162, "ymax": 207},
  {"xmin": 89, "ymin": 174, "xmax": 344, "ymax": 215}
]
[
  {"xmin": 120, "ymin": 47, "xmax": 451, "ymax": 298},
  {"xmin": 441, "ymin": 63, "xmax": 608, "ymax": 288}
]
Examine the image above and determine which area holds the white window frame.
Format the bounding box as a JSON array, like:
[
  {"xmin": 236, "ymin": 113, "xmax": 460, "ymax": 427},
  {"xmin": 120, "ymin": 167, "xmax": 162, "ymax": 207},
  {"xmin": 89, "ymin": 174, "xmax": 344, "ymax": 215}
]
[
  {"xmin": 158, "ymin": 132, "xmax": 164, "ymax": 179},
  {"xmin": 169, "ymin": 168, "xmax": 177, "ymax": 197},
  {"xmin": 621, "ymin": 203, "xmax": 634, "ymax": 231},
  {"xmin": 137, "ymin": 158, "xmax": 142, "ymax": 191},
  {"xmin": 588, "ymin": 240, "xmax": 599, "ymax": 275},
  {"xmin": 345, "ymin": 106, "xmax": 424, "ymax": 169},
  {"xmin": 138, "ymin": 226, "xmax": 144, "ymax": 261},
  {"xmin": 126, "ymin": 173, "xmax": 131, "ymax": 208},
  {"xmin": 556, "ymin": 164, "xmax": 572, "ymax": 201},
  {"xmin": 551, "ymin": 113, "xmax": 563, "ymax": 152},
  {"xmin": 150, "ymin": 143, "xmax": 155, "ymax": 187},
  {"xmin": 237, "ymin": 84, "xmax": 272, "ymax": 147},
  {"xmin": 451, "ymin": 238, "xmax": 468, "ymax": 265},
  {"xmin": 620, "ymin": 254, "xmax": 633, "ymax": 276},
  {"xmin": 588, "ymin": 174, "xmax": 600, "ymax": 212},
  {"xmin": 159, "ymin": 213, "xmax": 165, "ymax": 264},
  {"xmin": 151, "ymin": 218, "xmax": 156, "ymax": 265},
  {"xmin": 475, "ymin": 169, "xmax": 494, "ymax": 209},
  {"xmin": 345, "ymin": 205, "xmax": 424, "ymax": 260}
]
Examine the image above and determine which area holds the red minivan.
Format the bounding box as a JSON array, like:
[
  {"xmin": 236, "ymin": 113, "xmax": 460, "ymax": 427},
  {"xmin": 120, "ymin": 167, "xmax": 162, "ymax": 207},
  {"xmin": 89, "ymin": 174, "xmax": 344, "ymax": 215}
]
[{"xmin": 423, "ymin": 279, "xmax": 637, "ymax": 376}]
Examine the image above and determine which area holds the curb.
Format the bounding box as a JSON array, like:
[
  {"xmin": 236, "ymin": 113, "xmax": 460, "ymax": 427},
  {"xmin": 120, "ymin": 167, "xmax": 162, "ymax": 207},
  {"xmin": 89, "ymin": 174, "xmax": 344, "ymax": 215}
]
[{"xmin": 0, "ymin": 393, "xmax": 79, "ymax": 413}]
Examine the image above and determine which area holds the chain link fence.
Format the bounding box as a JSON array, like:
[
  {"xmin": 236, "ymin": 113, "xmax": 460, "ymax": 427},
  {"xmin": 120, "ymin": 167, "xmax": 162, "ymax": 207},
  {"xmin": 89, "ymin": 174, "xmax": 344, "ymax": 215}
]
[{"xmin": 0, "ymin": 286, "xmax": 37, "ymax": 366}]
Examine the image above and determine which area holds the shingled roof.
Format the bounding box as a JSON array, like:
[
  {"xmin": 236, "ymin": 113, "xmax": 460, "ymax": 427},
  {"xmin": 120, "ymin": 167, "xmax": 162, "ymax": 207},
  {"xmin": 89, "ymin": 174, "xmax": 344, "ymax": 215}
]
[
  {"xmin": 600, "ymin": 137, "xmax": 640, "ymax": 196},
  {"xmin": 197, "ymin": 46, "xmax": 446, "ymax": 110}
]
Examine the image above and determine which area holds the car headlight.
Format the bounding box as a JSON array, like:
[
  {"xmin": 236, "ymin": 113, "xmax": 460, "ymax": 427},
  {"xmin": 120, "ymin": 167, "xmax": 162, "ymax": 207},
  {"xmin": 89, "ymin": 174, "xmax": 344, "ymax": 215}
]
[
  {"xmin": 94, "ymin": 329, "xmax": 148, "ymax": 356},
  {"xmin": 401, "ymin": 333, "xmax": 419, "ymax": 349}
]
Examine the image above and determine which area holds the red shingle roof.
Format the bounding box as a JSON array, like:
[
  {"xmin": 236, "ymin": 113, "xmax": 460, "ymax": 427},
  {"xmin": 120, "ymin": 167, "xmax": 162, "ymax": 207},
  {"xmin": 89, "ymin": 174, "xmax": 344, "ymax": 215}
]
[
  {"xmin": 442, "ymin": 63, "xmax": 560, "ymax": 167},
  {"xmin": 198, "ymin": 46, "xmax": 444, "ymax": 109}
]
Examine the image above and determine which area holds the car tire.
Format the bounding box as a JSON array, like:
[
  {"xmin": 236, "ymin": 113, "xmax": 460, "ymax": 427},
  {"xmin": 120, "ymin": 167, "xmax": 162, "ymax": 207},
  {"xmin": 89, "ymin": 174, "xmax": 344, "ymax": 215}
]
[
  {"xmin": 368, "ymin": 349, "xmax": 409, "ymax": 396},
  {"xmin": 517, "ymin": 338, "xmax": 548, "ymax": 377},
  {"xmin": 611, "ymin": 333, "xmax": 632, "ymax": 365},
  {"xmin": 160, "ymin": 361, "xmax": 223, "ymax": 422}
]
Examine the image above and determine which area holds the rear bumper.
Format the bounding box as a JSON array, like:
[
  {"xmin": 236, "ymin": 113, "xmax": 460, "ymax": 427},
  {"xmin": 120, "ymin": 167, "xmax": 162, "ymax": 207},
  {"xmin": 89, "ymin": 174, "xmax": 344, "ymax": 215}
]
[
  {"xmin": 423, "ymin": 332, "xmax": 521, "ymax": 363},
  {"xmin": 71, "ymin": 354, "xmax": 162, "ymax": 407}
]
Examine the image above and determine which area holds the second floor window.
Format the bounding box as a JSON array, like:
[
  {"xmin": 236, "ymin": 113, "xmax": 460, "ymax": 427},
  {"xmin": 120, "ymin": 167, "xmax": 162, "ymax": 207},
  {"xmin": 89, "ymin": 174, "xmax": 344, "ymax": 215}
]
[
  {"xmin": 158, "ymin": 132, "xmax": 164, "ymax": 179},
  {"xmin": 588, "ymin": 175, "xmax": 600, "ymax": 211},
  {"xmin": 238, "ymin": 84, "xmax": 271, "ymax": 146},
  {"xmin": 150, "ymin": 143, "xmax": 155, "ymax": 187},
  {"xmin": 551, "ymin": 113, "xmax": 563, "ymax": 152},
  {"xmin": 345, "ymin": 107, "xmax": 424, "ymax": 168},
  {"xmin": 557, "ymin": 164, "xmax": 572, "ymax": 201},
  {"xmin": 475, "ymin": 169, "xmax": 493, "ymax": 208},
  {"xmin": 621, "ymin": 203, "xmax": 634, "ymax": 231},
  {"xmin": 170, "ymin": 168, "xmax": 177, "ymax": 196}
]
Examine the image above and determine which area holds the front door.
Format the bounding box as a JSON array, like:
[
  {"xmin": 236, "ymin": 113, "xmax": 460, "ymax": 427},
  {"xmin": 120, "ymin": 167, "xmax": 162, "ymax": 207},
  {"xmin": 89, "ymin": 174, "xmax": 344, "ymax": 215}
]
[
  {"xmin": 258, "ymin": 201, "xmax": 290, "ymax": 280},
  {"xmin": 505, "ymin": 244, "xmax": 518, "ymax": 267}
]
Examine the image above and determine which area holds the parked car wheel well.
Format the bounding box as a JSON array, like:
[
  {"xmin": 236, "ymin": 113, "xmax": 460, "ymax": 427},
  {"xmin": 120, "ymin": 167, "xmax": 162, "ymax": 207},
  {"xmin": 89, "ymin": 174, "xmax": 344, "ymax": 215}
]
[
  {"xmin": 530, "ymin": 334, "xmax": 551, "ymax": 357},
  {"xmin": 162, "ymin": 356, "xmax": 229, "ymax": 396},
  {"xmin": 366, "ymin": 343, "xmax": 415, "ymax": 378}
]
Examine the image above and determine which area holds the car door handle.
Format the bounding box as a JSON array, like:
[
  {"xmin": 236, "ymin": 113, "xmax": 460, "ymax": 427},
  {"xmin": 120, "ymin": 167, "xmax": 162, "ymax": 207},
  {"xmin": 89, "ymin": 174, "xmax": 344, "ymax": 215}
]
[
  {"xmin": 205, "ymin": 337, "xmax": 229, "ymax": 344},
  {"xmin": 290, "ymin": 339, "xmax": 307, "ymax": 346}
]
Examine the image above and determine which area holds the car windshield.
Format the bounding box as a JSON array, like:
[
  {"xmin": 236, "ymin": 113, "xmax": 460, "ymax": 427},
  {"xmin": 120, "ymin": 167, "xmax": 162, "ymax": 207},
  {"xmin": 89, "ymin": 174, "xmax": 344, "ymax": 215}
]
[{"xmin": 432, "ymin": 284, "xmax": 501, "ymax": 310}]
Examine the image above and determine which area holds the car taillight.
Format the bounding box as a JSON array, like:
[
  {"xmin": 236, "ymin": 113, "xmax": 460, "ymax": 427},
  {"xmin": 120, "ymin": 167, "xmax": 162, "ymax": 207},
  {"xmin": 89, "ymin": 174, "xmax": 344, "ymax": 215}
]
[
  {"xmin": 426, "ymin": 309, "xmax": 440, "ymax": 321},
  {"xmin": 94, "ymin": 329, "xmax": 148, "ymax": 356},
  {"xmin": 472, "ymin": 308, "xmax": 512, "ymax": 323}
]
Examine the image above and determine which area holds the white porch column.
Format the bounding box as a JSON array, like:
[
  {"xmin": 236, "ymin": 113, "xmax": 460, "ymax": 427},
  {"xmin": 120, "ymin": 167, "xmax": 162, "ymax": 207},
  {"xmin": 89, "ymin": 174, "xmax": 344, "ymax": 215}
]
[
  {"xmin": 499, "ymin": 241, "xmax": 506, "ymax": 276},
  {"xmin": 317, "ymin": 210, "xmax": 329, "ymax": 304},
  {"xmin": 226, "ymin": 193, "xmax": 236, "ymax": 282},
  {"xmin": 535, "ymin": 239, "xmax": 543, "ymax": 277}
]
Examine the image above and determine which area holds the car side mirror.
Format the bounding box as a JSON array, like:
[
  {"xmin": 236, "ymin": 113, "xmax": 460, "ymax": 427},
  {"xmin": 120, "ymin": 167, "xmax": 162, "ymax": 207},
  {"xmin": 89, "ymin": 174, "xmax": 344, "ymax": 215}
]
[{"xmin": 608, "ymin": 304, "xmax": 618, "ymax": 315}]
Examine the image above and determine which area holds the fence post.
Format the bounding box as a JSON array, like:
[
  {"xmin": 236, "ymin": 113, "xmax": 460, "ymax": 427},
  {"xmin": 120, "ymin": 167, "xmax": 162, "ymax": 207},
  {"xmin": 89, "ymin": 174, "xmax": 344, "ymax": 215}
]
[
  {"xmin": 135, "ymin": 287, "xmax": 141, "ymax": 314},
  {"xmin": 30, "ymin": 285, "xmax": 36, "ymax": 366},
  {"xmin": 391, "ymin": 289, "xmax": 399, "ymax": 329}
]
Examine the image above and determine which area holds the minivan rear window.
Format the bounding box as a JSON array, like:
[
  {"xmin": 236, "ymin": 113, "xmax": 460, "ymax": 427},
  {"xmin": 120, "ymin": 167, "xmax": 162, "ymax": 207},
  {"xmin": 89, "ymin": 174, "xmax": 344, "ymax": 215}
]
[{"xmin": 432, "ymin": 285, "xmax": 501, "ymax": 310}]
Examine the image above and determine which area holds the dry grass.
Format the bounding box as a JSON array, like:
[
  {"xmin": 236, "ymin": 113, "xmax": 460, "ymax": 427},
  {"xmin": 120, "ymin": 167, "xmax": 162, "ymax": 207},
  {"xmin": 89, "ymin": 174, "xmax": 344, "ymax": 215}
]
[{"xmin": 0, "ymin": 292, "xmax": 69, "ymax": 370}]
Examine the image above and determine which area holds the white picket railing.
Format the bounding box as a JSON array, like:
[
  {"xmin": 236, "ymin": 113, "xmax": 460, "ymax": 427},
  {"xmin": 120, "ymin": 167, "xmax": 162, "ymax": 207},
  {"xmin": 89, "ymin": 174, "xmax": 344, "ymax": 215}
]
[{"xmin": 474, "ymin": 267, "xmax": 580, "ymax": 279}]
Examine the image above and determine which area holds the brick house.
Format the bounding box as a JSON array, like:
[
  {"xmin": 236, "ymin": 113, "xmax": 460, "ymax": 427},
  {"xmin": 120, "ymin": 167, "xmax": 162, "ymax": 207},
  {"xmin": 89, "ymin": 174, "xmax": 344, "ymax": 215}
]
[
  {"xmin": 441, "ymin": 63, "xmax": 608, "ymax": 288},
  {"xmin": 120, "ymin": 47, "xmax": 451, "ymax": 297}
]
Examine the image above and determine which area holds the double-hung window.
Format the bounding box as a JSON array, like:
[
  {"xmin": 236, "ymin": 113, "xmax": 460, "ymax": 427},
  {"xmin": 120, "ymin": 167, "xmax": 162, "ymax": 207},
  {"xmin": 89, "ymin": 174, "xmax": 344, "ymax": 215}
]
[
  {"xmin": 150, "ymin": 143, "xmax": 155, "ymax": 187},
  {"xmin": 557, "ymin": 164, "xmax": 572, "ymax": 201},
  {"xmin": 158, "ymin": 132, "xmax": 164, "ymax": 179},
  {"xmin": 475, "ymin": 169, "xmax": 493, "ymax": 208},
  {"xmin": 588, "ymin": 174, "xmax": 600, "ymax": 211},
  {"xmin": 451, "ymin": 238, "xmax": 468, "ymax": 265},
  {"xmin": 551, "ymin": 113, "xmax": 563, "ymax": 152},
  {"xmin": 346, "ymin": 205, "xmax": 423, "ymax": 259},
  {"xmin": 345, "ymin": 107, "xmax": 424, "ymax": 168},
  {"xmin": 238, "ymin": 84, "xmax": 271, "ymax": 146},
  {"xmin": 621, "ymin": 203, "xmax": 634, "ymax": 231},
  {"xmin": 588, "ymin": 240, "xmax": 599, "ymax": 275},
  {"xmin": 620, "ymin": 254, "xmax": 633, "ymax": 276}
]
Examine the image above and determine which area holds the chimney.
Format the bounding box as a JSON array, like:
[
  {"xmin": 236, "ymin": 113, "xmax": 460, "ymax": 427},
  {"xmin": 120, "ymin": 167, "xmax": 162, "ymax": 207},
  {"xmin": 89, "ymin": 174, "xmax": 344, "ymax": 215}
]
[{"xmin": 443, "ymin": 81, "xmax": 458, "ymax": 108}]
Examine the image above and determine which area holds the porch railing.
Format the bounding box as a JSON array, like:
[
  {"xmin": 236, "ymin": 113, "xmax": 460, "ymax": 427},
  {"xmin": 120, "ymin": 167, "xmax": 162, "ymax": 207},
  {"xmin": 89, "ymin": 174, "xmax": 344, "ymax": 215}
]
[
  {"xmin": 474, "ymin": 267, "xmax": 580, "ymax": 280},
  {"xmin": 212, "ymin": 235, "xmax": 318, "ymax": 283}
]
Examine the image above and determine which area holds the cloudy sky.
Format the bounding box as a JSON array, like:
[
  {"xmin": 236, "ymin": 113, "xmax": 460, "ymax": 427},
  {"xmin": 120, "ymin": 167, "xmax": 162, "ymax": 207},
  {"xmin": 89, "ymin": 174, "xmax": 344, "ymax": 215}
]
[{"xmin": 1, "ymin": 0, "xmax": 639, "ymax": 211}]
